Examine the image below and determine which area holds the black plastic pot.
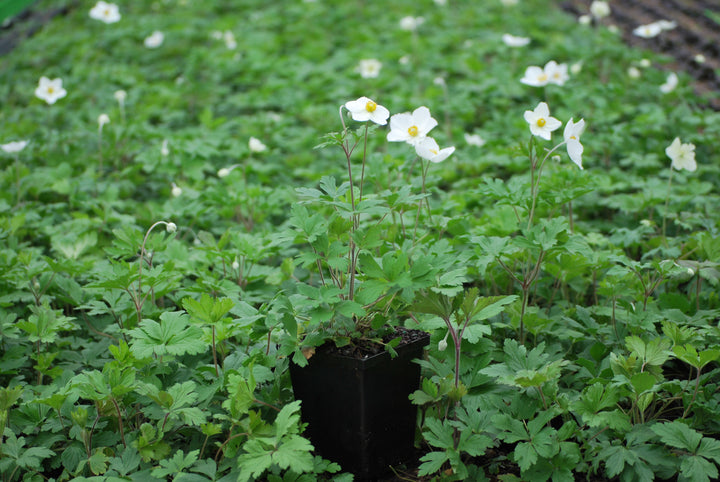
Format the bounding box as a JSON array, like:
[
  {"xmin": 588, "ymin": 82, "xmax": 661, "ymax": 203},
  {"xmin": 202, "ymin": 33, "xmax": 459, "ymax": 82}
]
[{"xmin": 289, "ymin": 330, "xmax": 430, "ymax": 480}]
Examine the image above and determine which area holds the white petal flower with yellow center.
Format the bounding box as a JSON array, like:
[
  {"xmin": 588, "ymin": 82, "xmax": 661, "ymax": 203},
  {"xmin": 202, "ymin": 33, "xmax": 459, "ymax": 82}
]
[
  {"xmin": 545, "ymin": 60, "xmax": 569, "ymax": 86},
  {"xmin": 524, "ymin": 102, "xmax": 562, "ymax": 140},
  {"xmin": 415, "ymin": 137, "xmax": 455, "ymax": 163},
  {"xmin": 387, "ymin": 106, "xmax": 437, "ymax": 145},
  {"xmin": 35, "ymin": 77, "xmax": 67, "ymax": 105},
  {"xmin": 502, "ymin": 33, "xmax": 530, "ymax": 47},
  {"xmin": 563, "ymin": 118, "xmax": 585, "ymax": 169},
  {"xmin": 344, "ymin": 96, "xmax": 390, "ymax": 125},
  {"xmin": 249, "ymin": 137, "xmax": 268, "ymax": 153},
  {"xmin": 520, "ymin": 66, "xmax": 549, "ymax": 87},
  {"xmin": 633, "ymin": 22, "xmax": 663, "ymax": 38},
  {"xmin": 665, "ymin": 138, "xmax": 696, "ymax": 172},
  {"xmin": 356, "ymin": 59, "xmax": 382, "ymax": 78},
  {"xmin": 1, "ymin": 140, "xmax": 28, "ymax": 154},
  {"xmin": 144, "ymin": 31, "xmax": 164, "ymax": 48},
  {"xmin": 89, "ymin": 1, "xmax": 121, "ymax": 24}
]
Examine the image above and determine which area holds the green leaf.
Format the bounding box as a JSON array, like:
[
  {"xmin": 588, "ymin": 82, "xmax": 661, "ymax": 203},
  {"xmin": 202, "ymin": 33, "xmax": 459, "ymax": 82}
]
[
  {"xmin": 418, "ymin": 451, "xmax": 450, "ymax": 477},
  {"xmin": 272, "ymin": 435, "xmax": 314, "ymax": 473},
  {"xmin": 183, "ymin": 294, "xmax": 235, "ymax": 325},
  {"xmin": 598, "ymin": 445, "xmax": 640, "ymax": 478},
  {"xmin": 423, "ymin": 417, "xmax": 456, "ymax": 449},
  {"xmin": 680, "ymin": 455, "xmax": 718, "ymax": 482},
  {"xmin": 128, "ymin": 311, "xmax": 207, "ymax": 359},
  {"xmin": 274, "ymin": 400, "xmax": 302, "ymax": 438},
  {"xmin": 151, "ymin": 449, "xmax": 200, "ymax": 478},
  {"xmin": 630, "ymin": 372, "xmax": 656, "ymax": 394},
  {"xmin": 652, "ymin": 421, "xmax": 702, "ymax": 453}
]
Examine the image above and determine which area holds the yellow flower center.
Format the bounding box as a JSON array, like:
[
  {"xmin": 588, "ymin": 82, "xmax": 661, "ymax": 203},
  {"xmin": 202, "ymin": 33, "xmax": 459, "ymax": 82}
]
[
  {"xmin": 539, "ymin": 73, "xmax": 548, "ymax": 82},
  {"xmin": 47, "ymin": 87, "xmax": 55, "ymax": 94},
  {"xmin": 408, "ymin": 125, "xmax": 419, "ymax": 137},
  {"xmin": 104, "ymin": 9, "xmax": 111, "ymax": 15},
  {"xmin": 537, "ymin": 118, "xmax": 546, "ymax": 127},
  {"xmin": 430, "ymin": 149, "xmax": 438, "ymax": 155},
  {"xmin": 365, "ymin": 100, "xmax": 377, "ymax": 112}
]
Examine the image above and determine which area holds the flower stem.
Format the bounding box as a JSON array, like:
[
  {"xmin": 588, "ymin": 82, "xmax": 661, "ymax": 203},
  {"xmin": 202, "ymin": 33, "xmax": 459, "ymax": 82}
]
[{"xmin": 661, "ymin": 167, "xmax": 674, "ymax": 244}]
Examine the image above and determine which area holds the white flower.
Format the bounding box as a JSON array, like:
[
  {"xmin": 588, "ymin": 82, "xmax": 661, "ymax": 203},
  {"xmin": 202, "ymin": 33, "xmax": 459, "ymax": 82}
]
[
  {"xmin": 171, "ymin": 183, "xmax": 182, "ymax": 197},
  {"xmin": 387, "ymin": 106, "xmax": 437, "ymax": 145},
  {"xmin": 660, "ymin": 72, "xmax": 678, "ymax": 94},
  {"xmin": 223, "ymin": 31, "xmax": 237, "ymax": 49},
  {"xmin": 563, "ymin": 118, "xmax": 585, "ymax": 169},
  {"xmin": 144, "ymin": 31, "xmax": 164, "ymax": 48},
  {"xmin": 89, "ymin": 1, "xmax": 121, "ymax": 24},
  {"xmin": 415, "ymin": 137, "xmax": 455, "ymax": 163},
  {"xmin": 248, "ymin": 137, "xmax": 267, "ymax": 153},
  {"xmin": 433, "ymin": 76, "xmax": 446, "ymax": 86},
  {"xmin": 546, "ymin": 60, "xmax": 569, "ymax": 86},
  {"xmin": 520, "ymin": 66, "xmax": 549, "ymax": 87},
  {"xmin": 399, "ymin": 16, "xmax": 424, "ymax": 31},
  {"xmin": 464, "ymin": 133, "xmax": 485, "ymax": 147},
  {"xmin": 356, "ymin": 59, "xmax": 382, "ymax": 79},
  {"xmin": 161, "ymin": 139, "xmax": 170, "ymax": 156},
  {"xmin": 578, "ymin": 14, "xmax": 592, "ymax": 25},
  {"xmin": 232, "ymin": 258, "xmax": 240, "ymax": 270},
  {"xmin": 344, "ymin": 96, "xmax": 391, "ymax": 126},
  {"xmin": 98, "ymin": 113, "xmax": 110, "ymax": 129},
  {"xmin": 114, "ymin": 89, "xmax": 126, "ymax": 104},
  {"xmin": 500, "ymin": 0, "xmax": 518, "ymax": 5},
  {"xmin": 1, "ymin": 140, "xmax": 28, "ymax": 153},
  {"xmin": 590, "ymin": 1, "xmax": 610, "ymax": 19},
  {"xmin": 502, "ymin": 33, "xmax": 530, "ymax": 47},
  {"xmin": 665, "ymin": 137, "xmax": 696, "ymax": 172},
  {"xmin": 34, "ymin": 77, "xmax": 67, "ymax": 105},
  {"xmin": 639, "ymin": 58, "xmax": 652, "ymax": 68},
  {"xmin": 633, "ymin": 22, "xmax": 663, "ymax": 38},
  {"xmin": 210, "ymin": 30, "xmax": 223, "ymax": 40},
  {"xmin": 398, "ymin": 55, "xmax": 411, "ymax": 65},
  {"xmin": 570, "ymin": 61, "xmax": 583, "ymax": 75},
  {"xmin": 218, "ymin": 168, "xmax": 231, "ymax": 178},
  {"xmin": 627, "ymin": 66, "xmax": 641, "ymax": 78},
  {"xmin": 433, "ymin": 0, "xmax": 447, "ymax": 5},
  {"xmin": 523, "ymin": 102, "xmax": 562, "ymax": 141},
  {"xmin": 166, "ymin": 222, "xmax": 177, "ymax": 233},
  {"xmin": 607, "ymin": 25, "xmax": 619, "ymax": 34},
  {"xmin": 694, "ymin": 54, "xmax": 706, "ymax": 64}
]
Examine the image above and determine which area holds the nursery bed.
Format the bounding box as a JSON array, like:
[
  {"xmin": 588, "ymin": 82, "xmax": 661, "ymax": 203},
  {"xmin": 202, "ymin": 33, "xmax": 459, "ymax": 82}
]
[{"xmin": 562, "ymin": 0, "xmax": 720, "ymax": 109}]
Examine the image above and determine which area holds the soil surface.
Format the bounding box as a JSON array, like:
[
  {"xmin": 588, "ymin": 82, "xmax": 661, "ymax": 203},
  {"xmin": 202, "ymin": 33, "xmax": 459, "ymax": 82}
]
[{"xmin": 561, "ymin": 0, "xmax": 720, "ymax": 109}]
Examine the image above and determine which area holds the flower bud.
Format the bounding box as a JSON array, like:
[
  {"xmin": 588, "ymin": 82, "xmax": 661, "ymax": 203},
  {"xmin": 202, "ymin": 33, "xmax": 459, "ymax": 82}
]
[
  {"xmin": 98, "ymin": 113, "xmax": 110, "ymax": 129},
  {"xmin": 166, "ymin": 222, "xmax": 177, "ymax": 233}
]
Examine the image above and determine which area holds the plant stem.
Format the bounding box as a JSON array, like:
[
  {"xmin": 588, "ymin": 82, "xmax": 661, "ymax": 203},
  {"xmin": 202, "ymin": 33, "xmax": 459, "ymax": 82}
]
[
  {"xmin": 212, "ymin": 326, "xmax": 219, "ymax": 376},
  {"xmin": 111, "ymin": 397, "xmax": 126, "ymax": 447},
  {"xmin": 682, "ymin": 367, "xmax": 702, "ymax": 419},
  {"xmin": 661, "ymin": 167, "xmax": 674, "ymax": 243}
]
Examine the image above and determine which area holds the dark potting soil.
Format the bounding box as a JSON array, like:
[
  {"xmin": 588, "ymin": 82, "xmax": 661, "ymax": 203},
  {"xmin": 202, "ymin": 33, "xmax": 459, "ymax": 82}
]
[
  {"xmin": 561, "ymin": 0, "xmax": 720, "ymax": 109},
  {"xmin": 0, "ymin": 1, "xmax": 78, "ymax": 57},
  {"xmin": 324, "ymin": 325, "xmax": 429, "ymax": 359}
]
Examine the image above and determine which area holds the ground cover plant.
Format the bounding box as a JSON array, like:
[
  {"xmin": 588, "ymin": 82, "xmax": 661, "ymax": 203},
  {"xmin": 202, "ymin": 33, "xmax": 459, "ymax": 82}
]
[{"xmin": 2, "ymin": 0, "xmax": 720, "ymax": 480}]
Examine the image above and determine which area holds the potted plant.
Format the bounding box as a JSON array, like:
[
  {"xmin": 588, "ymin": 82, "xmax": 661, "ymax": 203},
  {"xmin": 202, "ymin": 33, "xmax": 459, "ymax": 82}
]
[{"xmin": 282, "ymin": 96, "xmax": 457, "ymax": 479}]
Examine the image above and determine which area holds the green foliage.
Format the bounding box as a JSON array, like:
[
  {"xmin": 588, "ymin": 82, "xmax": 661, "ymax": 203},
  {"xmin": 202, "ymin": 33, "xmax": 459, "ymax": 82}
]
[{"xmin": 2, "ymin": 0, "xmax": 720, "ymax": 480}]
